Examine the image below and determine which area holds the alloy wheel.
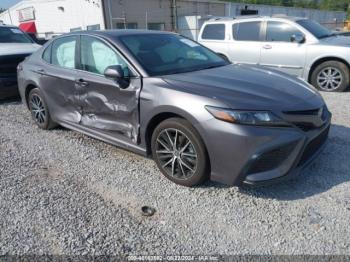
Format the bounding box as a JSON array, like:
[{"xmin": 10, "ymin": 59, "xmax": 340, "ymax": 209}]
[
  {"xmin": 317, "ymin": 67, "xmax": 343, "ymax": 91},
  {"xmin": 155, "ymin": 128, "xmax": 198, "ymax": 180},
  {"xmin": 30, "ymin": 94, "xmax": 46, "ymax": 124}
]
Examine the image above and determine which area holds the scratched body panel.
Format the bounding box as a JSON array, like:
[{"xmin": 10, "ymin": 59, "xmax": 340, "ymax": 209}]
[{"xmin": 77, "ymin": 72, "xmax": 141, "ymax": 142}]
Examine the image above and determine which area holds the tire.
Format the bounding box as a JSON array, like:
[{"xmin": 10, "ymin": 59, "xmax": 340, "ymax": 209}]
[
  {"xmin": 151, "ymin": 118, "xmax": 210, "ymax": 187},
  {"xmin": 311, "ymin": 61, "xmax": 349, "ymax": 92},
  {"xmin": 28, "ymin": 88, "xmax": 57, "ymax": 130}
]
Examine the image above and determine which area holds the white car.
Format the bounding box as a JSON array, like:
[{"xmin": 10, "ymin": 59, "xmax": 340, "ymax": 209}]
[
  {"xmin": 198, "ymin": 15, "xmax": 350, "ymax": 92},
  {"xmin": 0, "ymin": 23, "xmax": 40, "ymax": 98}
]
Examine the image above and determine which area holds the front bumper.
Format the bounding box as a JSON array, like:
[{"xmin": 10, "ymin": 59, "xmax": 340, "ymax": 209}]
[
  {"xmin": 196, "ymin": 113, "xmax": 331, "ymax": 186},
  {"xmin": 0, "ymin": 76, "xmax": 19, "ymax": 99}
]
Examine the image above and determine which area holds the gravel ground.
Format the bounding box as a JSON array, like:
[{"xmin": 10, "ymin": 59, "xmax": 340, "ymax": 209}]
[{"xmin": 0, "ymin": 92, "xmax": 350, "ymax": 256}]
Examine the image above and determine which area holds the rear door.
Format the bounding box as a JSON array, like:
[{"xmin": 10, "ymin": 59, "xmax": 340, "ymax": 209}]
[
  {"xmin": 76, "ymin": 35, "xmax": 141, "ymax": 143},
  {"xmin": 259, "ymin": 21, "xmax": 307, "ymax": 77},
  {"xmin": 38, "ymin": 35, "xmax": 81, "ymax": 123},
  {"xmin": 199, "ymin": 23, "xmax": 228, "ymax": 58},
  {"xmin": 228, "ymin": 20, "xmax": 264, "ymax": 65}
]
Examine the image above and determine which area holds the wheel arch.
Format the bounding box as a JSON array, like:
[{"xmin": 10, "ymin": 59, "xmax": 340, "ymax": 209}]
[
  {"xmin": 24, "ymin": 83, "xmax": 38, "ymax": 109},
  {"xmin": 308, "ymin": 56, "xmax": 350, "ymax": 82},
  {"xmin": 143, "ymin": 107, "xmax": 204, "ymax": 156}
]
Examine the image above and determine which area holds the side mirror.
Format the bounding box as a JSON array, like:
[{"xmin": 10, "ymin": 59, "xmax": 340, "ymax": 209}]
[
  {"xmin": 104, "ymin": 65, "xmax": 130, "ymax": 89},
  {"xmin": 291, "ymin": 33, "xmax": 305, "ymax": 44}
]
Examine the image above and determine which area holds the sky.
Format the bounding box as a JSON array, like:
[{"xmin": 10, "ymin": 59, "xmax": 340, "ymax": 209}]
[{"xmin": 0, "ymin": 0, "xmax": 21, "ymax": 9}]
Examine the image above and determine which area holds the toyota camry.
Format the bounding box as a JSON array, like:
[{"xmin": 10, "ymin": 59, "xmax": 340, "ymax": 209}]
[{"xmin": 17, "ymin": 30, "xmax": 331, "ymax": 187}]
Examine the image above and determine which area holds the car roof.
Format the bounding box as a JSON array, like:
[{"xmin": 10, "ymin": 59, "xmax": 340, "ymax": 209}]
[
  {"xmin": 68, "ymin": 29, "xmax": 176, "ymax": 38},
  {"xmin": 0, "ymin": 23, "xmax": 18, "ymax": 28},
  {"xmin": 205, "ymin": 15, "xmax": 306, "ymax": 23}
]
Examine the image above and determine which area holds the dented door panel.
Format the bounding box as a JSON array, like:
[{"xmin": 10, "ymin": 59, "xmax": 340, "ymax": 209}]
[
  {"xmin": 39, "ymin": 66, "xmax": 81, "ymax": 124},
  {"xmin": 77, "ymin": 72, "xmax": 141, "ymax": 143}
]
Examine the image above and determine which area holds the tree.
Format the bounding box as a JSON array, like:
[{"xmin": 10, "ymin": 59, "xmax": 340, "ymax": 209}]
[{"xmin": 221, "ymin": 0, "xmax": 350, "ymax": 11}]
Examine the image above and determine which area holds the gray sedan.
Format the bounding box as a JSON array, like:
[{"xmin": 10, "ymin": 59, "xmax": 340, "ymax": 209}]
[{"xmin": 17, "ymin": 30, "xmax": 331, "ymax": 187}]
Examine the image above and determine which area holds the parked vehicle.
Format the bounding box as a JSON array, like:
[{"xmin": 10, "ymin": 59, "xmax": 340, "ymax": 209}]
[
  {"xmin": 18, "ymin": 30, "xmax": 331, "ymax": 187},
  {"xmin": 27, "ymin": 33, "xmax": 48, "ymax": 45},
  {"xmin": 0, "ymin": 23, "xmax": 41, "ymax": 99},
  {"xmin": 198, "ymin": 15, "xmax": 350, "ymax": 92}
]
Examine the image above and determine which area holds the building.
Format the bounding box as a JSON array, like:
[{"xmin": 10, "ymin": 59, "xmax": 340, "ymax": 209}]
[
  {"xmin": 0, "ymin": 0, "xmax": 347, "ymax": 40},
  {"xmin": 0, "ymin": 0, "xmax": 105, "ymax": 39}
]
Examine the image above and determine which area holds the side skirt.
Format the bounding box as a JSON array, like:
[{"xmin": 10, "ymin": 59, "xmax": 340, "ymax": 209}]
[{"xmin": 58, "ymin": 121, "xmax": 148, "ymax": 157}]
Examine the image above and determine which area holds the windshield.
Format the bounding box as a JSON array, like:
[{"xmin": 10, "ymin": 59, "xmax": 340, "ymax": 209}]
[
  {"xmin": 296, "ymin": 19, "xmax": 332, "ymax": 39},
  {"xmin": 0, "ymin": 27, "xmax": 33, "ymax": 44},
  {"xmin": 120, "ymin": 34, "xmax": 229, "ymax": 76}
]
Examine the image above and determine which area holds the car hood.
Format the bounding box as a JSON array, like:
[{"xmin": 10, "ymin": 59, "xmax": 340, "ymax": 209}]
[
  {"xmin": 319, "ymin": 35, "xmax": 350, "ymax": 47},
  {"xmin": 162, "ymin": 64, "xmax": 324, "ymax": 111},
  {"xmin": 0, "ymin": 43, "xmax": 41, "ymax": 56}
]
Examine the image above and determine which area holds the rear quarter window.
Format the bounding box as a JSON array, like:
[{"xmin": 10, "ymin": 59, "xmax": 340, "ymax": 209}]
[
  {"xmin": 201, "ymin": 24, "xmax": 226, "ymax": 40},
  {"xmin": 42, "ymin": 44, "xmax": 52, "ymax": 63}
]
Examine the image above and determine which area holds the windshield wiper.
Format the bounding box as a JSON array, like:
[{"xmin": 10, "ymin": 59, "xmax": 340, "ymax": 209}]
[{"xmin": 319, "ymin": 33, "xmax": 336, "ymax": 39}]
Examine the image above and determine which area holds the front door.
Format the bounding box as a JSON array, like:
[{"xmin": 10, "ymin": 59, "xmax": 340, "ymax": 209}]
[
  {"xmin": 77, "ymin": 35, "xmax": 141, "ymax": 143},
  {"xmin": 259, "ymin": 21, "xmax": 307, "ymax": 78}
]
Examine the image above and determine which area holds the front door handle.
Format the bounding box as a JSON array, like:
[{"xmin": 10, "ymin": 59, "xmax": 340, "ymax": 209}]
[
  {"xmin": 263, "ymin": 45, "xmax": 272, "ymax": 50},
  {"xmin": 75, "ymin": 78, "xmax": 89, "ymax": 87},
  {"xmin": 36, "ymin": 69, "xmax": 45, "ymax": 74}
]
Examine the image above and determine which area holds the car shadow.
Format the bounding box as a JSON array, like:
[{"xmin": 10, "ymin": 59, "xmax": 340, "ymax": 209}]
[
  {"xmin": 203, "ymin": 124, "xmax": 350, "ymax": 201},
  {"xmin": 0, "ymin": 97, "xmax": 21, "ymax": 105}
]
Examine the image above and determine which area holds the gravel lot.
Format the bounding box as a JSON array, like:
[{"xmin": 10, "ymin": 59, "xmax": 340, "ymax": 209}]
[{"xmin": 0, "ymin": 92, "xmax": 350, "ymax": 256}]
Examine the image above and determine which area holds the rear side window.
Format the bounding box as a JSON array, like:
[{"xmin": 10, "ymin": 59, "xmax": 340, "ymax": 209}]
[
  {"xmin": 266, "ymin": 21, "xmax": 302, "ymax": 42},
  {"xmin": 233, "ymin": 22, "xmax": 262, "ymax": 41},
  {"xmin": 202, "ymin": 24, "xmax": 225, "ymax": 40},
  {"xmin": 42, "ymin": 44, "xmax": 52, "ymax": 63},
  {"xmin": 51, "ymin": 36, "xmax": 77, "ymax": 69}
]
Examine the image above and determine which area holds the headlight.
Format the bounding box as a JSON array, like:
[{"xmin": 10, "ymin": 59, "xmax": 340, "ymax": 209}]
[{"xmin": 205, "ymin": 106, "xmax": 291, "ymax": 127}]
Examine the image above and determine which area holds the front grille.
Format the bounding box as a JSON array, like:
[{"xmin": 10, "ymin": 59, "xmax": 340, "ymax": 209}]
[
  {"xmin": 246, "ymin": 142, "xmax": 297, "ymax": 175},
  {"xmin": 0, "ymin": 53, "xmax": 30, "ymax": 75},
  {"xmin": 283, "ymin": 105, "xmax": 330, "ymax": 132},
  {"xmin": 284, "ymin": 108, "xmax": 320, "ymax": 116},
  {"xmin": 298, "ymin": 125, "xmax": 330, "ymax": 167}
]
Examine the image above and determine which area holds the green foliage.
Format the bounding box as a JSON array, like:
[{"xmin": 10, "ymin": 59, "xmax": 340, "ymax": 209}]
[{"xmin": 222, "ymin": 0, "xmax": 350, "ymax": 12}]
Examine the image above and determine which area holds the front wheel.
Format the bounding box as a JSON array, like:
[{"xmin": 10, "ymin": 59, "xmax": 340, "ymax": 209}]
[
  {"xmin": 151, "ymin": 118, "xmax": 210, "ymax": 187},
  {"xmin": 311, "ymin": 61, "xmax": 349, "ymax": 92}
]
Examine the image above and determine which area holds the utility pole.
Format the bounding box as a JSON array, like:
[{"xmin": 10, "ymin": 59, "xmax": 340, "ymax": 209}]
[{"xmin": 170, "ymin": 0, "xmax": 177, "ymax": 32}]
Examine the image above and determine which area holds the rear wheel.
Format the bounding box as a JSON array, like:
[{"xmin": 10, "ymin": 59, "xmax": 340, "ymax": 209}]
[
  {"xmin": 28, "ymin": 88, "xmax": 57, "ymax": 130},
  {"xmin": 311, "ymin": 61, "xmax": 349, "ymax": 92},
  {"xmin": 151, "ymin": 118, "xmax": 209, "ymax": 187}
]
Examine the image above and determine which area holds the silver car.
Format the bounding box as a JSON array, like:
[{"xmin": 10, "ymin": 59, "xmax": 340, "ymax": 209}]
[
  {"xmin": 198, "ymin": 16, "xmax": 350, "ymax": 92},
  {"xmin": 18, "ymin": 30, "xmax": 331, "ymax": 187}
]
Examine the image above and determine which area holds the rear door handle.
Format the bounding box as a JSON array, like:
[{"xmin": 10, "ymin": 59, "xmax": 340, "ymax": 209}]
[
  {"xmin": 263, "ymin": 45, "xmax": 272, "ymax": 50},
  {"xmin": 75, "ymin": 78, "xmax": 89, "ymax": 87}
]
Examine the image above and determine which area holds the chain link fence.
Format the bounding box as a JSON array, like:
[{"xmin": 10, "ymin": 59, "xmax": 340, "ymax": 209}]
[{"xmin": 103, "ymin": 0, "xmax": 347, "ymax": 40}]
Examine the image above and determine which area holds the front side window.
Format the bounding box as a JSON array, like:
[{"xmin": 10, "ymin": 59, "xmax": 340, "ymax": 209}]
[
  {"xmin": 80, "ymin": 35, "xmax": 129, "ymax": 76},
  {"xmin": 120, "ymin": 34, "xmax": 229, "ymax": 76},
  {"xmin": 266, "ymin": 21, "xmax": 302, "ymax": 42},
  {"xmin": 0, "ymin": 27, "xmax": 33, "ymax": 43},
  {"xmin": 233, "ymin": 22, "xmax": 262, "ymax": 41},
  {"xmin": 202, "ymin": 24, "xmax": 225, "ymax": 40},
  {"xmin": 51, "ymin": 36, "xmax": 77, "ymax": 69}
]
